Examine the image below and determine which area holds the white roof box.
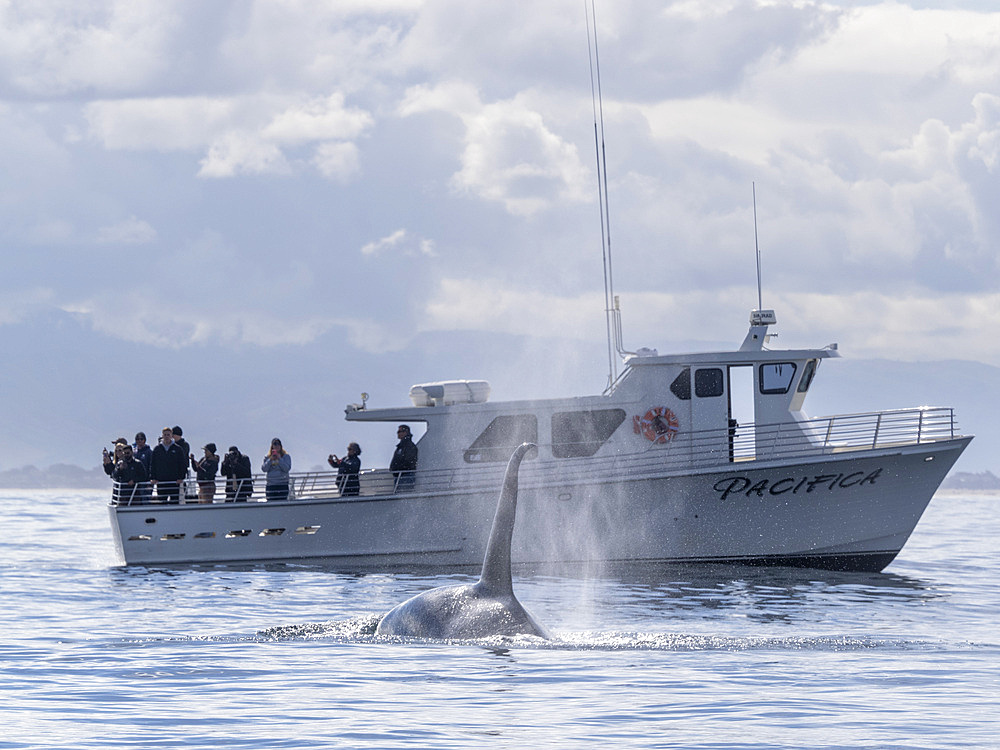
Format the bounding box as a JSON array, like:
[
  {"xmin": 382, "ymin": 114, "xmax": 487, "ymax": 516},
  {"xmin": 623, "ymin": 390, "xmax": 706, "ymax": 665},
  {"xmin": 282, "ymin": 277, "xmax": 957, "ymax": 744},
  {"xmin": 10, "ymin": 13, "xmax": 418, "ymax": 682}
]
[{"xmin": 409, "ymin": 380, "xmax": 491, "ymax": 407}]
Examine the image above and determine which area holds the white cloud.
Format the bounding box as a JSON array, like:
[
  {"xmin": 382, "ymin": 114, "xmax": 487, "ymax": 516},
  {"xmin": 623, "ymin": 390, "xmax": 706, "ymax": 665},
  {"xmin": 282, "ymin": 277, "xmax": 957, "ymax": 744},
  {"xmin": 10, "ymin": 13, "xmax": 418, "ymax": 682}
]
[
  {"xmin": 360, "ymin": 229, "xmax": 436, "ymax": 257},
  {"xmin": 0, "ymin": 1, "xmax": 181, "ymax": 95},
  {"xmin": 421, "ymin": 276, "xmax": 1000, "ymax": 366},
  {"xmin": 85, "ymin": 93, "xmax": 373, "ymax": 180},
  {"xmin": 198, "ymin": 131, "xmax": 290, "ymax": 178},
  {"xmin": 313, "ymin": 141, "xmax": 362, "ymax": 182},
  {"xmin": 262, "ymin": 93, "xmax": 373, "ymax": 144},
  {"xmin": 400, "ymin": 82, "xmax": 591, "ymax": 215},
  {"xmin": 96, "ymin": 216, "xmax": 157, "ymax": 245}
]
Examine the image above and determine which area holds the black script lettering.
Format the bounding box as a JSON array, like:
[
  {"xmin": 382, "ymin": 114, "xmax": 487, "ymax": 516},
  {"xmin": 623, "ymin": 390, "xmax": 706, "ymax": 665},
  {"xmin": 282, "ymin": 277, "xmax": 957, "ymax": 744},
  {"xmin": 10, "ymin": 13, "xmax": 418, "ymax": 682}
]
[
  {"xmin": 838, "ymin": 472, "xmax": 865, "ymax": 488},
  {"xmin": 806, "ymin": 474, "xmax": 839, "ymax": 493},
  {"xmin": 859, "ymin": 468, "xmax": 882, "ymax": 486},
  {"xmin": 792, "ymin": 477, "xmax": 809, "ymax": 494},
  {"xmin": 769, "ymin": 478, "xmax": 796, "ymax": 495},
  {"xmin": 746, "ymin": 479, "xmax": 769, "ymax": 497},
  {"xmin": 714, "ymin": 477, "xmax": 750, "ymax": 500}
]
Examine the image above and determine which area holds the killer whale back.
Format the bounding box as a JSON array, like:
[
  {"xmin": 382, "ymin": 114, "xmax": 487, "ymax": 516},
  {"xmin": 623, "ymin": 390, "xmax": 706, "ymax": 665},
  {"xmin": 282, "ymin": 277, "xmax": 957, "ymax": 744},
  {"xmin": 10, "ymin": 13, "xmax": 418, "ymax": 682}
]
[{"xmin": 374, "ymin": 442, "xmax": 548, "ymax": 639}]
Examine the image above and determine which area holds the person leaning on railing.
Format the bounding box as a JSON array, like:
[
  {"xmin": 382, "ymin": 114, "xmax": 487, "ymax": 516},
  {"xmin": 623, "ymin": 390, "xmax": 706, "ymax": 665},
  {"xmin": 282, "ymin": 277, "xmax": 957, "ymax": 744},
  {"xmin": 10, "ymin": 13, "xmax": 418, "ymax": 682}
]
[
  {"xmin": 112, "ymin": 444, "xmax": 149, "ymax": 504},
  {"xmin": 221, "ymin": 446, "xmax": 253, "ymax": 502},
  {"xmin": 191, "ymin": 443, "xmax": 220, "ymax": 503},
  {"xmin": 390, "ymin": 425, "xmax": 418, "ymax": 492}
]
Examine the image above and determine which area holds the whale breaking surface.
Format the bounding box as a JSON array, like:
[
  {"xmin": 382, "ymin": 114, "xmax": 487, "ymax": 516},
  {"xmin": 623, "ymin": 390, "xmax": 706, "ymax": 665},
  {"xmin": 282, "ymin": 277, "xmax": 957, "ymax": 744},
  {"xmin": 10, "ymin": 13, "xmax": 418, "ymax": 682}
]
[{"xmin": 376, "ymin": 443, "xmax": 550, "ymax": 640}]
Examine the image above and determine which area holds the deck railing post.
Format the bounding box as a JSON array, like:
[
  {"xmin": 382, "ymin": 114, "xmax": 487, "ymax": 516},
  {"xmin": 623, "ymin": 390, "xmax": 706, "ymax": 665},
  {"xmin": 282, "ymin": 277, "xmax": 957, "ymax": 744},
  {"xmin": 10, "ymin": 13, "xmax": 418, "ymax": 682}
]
[
  {"xmin": 917, "ymin": 409, "xmax": 925, "ymax": 443},
  {"xmin": 872, "ymin": 413, "xmax": 882, "ymax": 448}
]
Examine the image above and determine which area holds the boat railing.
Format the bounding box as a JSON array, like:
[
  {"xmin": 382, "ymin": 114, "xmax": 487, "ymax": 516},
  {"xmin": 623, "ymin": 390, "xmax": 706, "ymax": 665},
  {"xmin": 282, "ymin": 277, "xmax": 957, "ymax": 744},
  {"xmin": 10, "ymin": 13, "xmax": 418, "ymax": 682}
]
[{"xmin": 110, "ymin": 406, "xmax": 960, "ymax": 506}]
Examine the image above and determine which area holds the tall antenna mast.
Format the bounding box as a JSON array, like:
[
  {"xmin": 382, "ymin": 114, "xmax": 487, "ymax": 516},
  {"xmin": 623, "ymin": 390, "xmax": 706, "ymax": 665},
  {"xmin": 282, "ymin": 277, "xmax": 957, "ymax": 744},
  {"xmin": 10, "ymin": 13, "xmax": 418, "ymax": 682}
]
[
  {"xmin": 586, "ymin": 1, "xmax": 633, "ymax": 390},
  {"xmin": 753, "ymin": 181, "xmax": 762, "ymax": 311}
]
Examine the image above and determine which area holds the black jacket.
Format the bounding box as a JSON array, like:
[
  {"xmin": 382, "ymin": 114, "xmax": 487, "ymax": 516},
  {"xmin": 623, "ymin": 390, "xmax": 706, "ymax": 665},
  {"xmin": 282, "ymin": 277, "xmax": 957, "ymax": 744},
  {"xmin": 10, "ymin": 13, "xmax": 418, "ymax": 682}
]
[
  {"xmin": 112, "ymin": 458, "xmax": 148, "ymax": 485},
  {"xmin": 151, "ymin": 442, "xmax": 187, "ymax": 482},
  {"xmin": 221, "ymin": 451, "xmax": 252, "ymax": 479},
  {"xmin": 390, "ymin": 437, "xmax": 418, "ymax": 474}
]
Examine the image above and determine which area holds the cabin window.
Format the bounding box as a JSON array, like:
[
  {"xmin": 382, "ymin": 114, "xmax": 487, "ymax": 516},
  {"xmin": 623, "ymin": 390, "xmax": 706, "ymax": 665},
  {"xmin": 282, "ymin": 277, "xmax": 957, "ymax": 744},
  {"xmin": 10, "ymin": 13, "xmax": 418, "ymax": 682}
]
[
  {"xmin": 670, "ymin": 368, "xmax": 691, "ymax": 400},
  {"xmin": 552, "ymin": 409, "xmax": 627, "ymax": 458},
  {"xmin": 797, "ymin": 359, "xmax": 817, "ymax": 393},
  {"xmin": 464, "ymin": 414, "xmax": 538, "ymax": 463},
  {"xmin": 759, "ymin": 362, "xmax": 798, "ymax": 394},
  {"xmin": 694, "ymin": 368, "xmax": 724, "ymax": 398}
]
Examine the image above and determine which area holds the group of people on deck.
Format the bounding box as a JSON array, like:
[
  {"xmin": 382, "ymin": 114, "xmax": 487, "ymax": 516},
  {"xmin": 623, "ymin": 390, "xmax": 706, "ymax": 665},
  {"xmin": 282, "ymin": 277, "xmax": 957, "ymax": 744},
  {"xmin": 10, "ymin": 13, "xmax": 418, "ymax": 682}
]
[{"xmin": 105, "ymin": 423, "xmax": 419, "ymax": 504}]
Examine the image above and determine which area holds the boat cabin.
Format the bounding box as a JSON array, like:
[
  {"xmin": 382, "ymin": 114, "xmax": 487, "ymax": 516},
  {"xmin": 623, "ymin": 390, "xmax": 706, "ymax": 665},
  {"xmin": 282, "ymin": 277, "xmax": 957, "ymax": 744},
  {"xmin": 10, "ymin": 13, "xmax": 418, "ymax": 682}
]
[{"xmin": 345, "ymin": 311, "xmax": 840, "ymax": 471}]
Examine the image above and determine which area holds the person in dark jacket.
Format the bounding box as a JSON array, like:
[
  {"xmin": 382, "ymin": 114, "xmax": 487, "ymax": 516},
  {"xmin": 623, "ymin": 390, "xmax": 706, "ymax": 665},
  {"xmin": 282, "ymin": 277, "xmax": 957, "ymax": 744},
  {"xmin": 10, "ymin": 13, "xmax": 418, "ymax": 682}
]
[
  {"xmin": 112, "ymin": 444, "xmax": 149, "ymax": 504},
  {"xmin": 102, "ymin": 438, "xmax": 128, "ymax": 477},
  {"xmin": 191, "ymin": 443, "xmax": 220, "ymax": 502},
  {"xmin": 133, "ymin": 432, "xmax": 153, "ymax": 474},
  {"xmin": 328, "ymin": 442, "xmax": 362, "ymax": 496},
  {"xmin": 150, "ymin": 427, "xmax": 186, "ymax": 503},
  {"xmin": 221, "ymin": 446, "xmax": 253, "ymax": 501},
  {"xmin": 390, "ymin": 425, "xmax": 418, "ymax": 492}
]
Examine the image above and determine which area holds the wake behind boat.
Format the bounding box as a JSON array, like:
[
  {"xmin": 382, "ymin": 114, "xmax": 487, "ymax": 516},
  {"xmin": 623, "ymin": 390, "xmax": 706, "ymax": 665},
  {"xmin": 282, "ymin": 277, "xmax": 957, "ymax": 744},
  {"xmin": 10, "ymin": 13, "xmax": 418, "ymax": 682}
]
[{"xmin": 108, "ymin": 308, "xmax": 970, "ymax": 571}]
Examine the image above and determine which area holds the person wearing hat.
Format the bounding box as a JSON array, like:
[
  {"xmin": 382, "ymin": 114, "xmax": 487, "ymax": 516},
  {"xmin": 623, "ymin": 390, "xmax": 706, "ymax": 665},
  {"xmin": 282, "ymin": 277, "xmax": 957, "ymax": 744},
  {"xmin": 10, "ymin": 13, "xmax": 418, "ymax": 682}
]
[
  {"xmin": 221, "ymin": 445, "xmax": 253, "ymax": 502},
  {"xmin": 328, "ymin": 442, "xmax": 362, "ymax": 496},
  {"xmin": 190, "ymin": 443, "xmax": 220, "ymax": 503},
  {"xmin": 261, "ymin": 437, "xmax": 292, "ymax": 502},
  {"xmin": 102, "ymin": 438, "xmax": 129, "ymax": 477}
]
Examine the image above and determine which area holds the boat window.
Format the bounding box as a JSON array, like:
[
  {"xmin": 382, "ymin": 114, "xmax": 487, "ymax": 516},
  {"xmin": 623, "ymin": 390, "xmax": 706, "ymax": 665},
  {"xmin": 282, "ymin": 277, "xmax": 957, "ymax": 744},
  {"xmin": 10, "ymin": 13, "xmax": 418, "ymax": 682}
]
[
  {"xmin": 797, "ymin": 359, "xmax": 817, "ymax": 393},
  {"xmin": 464, "ymin": 414, "xmax": 539, "ymax": 463},
  {"xmin": 694, "ymin": 368, "xmax": 724, "ymax": 398},
  {"xmin": 552, "ymin": 409, "xmax": 627, "ymax": 458},
  {"xmin": 759, "ymin": 362, "xmax": 798, "ymax": 394},
  {"xmin": 670, "ymin": 368, "xmax": 691, "ymax": 400}
]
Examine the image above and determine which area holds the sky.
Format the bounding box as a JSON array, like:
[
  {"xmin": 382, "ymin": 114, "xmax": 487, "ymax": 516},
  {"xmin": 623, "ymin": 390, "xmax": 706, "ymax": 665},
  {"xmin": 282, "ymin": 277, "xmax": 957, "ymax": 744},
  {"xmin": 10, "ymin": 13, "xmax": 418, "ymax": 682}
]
[{"xmin": 1, "ymin": 0, "xmax": 999, "ymax": 472}]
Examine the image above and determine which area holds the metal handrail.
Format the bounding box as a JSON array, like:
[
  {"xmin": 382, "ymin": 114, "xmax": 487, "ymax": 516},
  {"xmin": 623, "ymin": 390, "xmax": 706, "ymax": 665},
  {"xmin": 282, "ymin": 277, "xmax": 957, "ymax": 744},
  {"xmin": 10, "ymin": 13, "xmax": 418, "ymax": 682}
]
[{"xmin": 110, "ymin": 406, "xmax": 961, "ymax": 506}]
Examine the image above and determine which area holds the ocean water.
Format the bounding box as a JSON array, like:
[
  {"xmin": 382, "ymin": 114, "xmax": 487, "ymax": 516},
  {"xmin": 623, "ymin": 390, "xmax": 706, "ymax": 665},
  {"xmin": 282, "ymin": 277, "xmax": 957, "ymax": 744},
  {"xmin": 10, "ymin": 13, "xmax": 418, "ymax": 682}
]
[{"xmin": 0, "ymin": 490, "xmax": 997, "ymax": 750}]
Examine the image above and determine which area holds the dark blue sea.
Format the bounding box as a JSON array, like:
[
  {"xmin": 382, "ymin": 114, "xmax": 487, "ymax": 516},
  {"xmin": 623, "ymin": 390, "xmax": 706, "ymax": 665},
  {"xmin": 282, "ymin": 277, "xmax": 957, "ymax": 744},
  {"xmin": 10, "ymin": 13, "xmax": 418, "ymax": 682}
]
[{"xmin": 1, "ymin": 489, "xmax": 997, "ymax": 749}]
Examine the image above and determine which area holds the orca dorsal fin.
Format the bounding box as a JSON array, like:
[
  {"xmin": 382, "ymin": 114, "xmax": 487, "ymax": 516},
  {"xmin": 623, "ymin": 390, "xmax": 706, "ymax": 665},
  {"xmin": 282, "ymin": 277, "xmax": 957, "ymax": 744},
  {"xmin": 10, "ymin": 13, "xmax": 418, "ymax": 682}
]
[{"xmin": 477, "ymin": 443, "xmax": 535, "ymax": 595}]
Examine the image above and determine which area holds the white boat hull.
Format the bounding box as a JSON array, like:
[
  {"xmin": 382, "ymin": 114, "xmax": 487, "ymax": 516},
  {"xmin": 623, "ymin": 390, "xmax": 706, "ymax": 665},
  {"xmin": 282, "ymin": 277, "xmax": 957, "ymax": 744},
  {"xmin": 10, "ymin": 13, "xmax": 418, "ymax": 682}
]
[{"xmin": 109, "ymin": 437, "xmax": 968, "ymax": 572}]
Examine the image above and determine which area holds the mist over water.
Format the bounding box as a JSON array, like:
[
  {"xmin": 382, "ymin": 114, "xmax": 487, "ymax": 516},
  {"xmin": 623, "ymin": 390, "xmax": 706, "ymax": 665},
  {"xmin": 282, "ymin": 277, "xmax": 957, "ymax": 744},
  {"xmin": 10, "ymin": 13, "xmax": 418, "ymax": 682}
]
[{"xmin": 1, "ymin": 489, "xmax": 997, "ymax": 749}]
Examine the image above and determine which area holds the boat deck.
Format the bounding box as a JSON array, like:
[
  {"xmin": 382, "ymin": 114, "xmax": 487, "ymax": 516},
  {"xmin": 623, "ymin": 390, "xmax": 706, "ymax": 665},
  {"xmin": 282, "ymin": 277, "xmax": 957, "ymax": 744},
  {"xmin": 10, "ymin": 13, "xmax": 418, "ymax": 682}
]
[{"xmin": 111, "ymin": 406, "xmax": 962, "ymax": 508}]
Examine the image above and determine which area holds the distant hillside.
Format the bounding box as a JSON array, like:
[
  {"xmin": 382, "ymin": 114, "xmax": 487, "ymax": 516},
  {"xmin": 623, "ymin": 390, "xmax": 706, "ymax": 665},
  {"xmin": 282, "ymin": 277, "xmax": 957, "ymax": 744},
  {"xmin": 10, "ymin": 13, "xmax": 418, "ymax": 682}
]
[
  {"xmin": 0, "ymin": 464, "xmax": 108, "ymax": 489},
  {"xmin": 939, "ymin": 471, "xmax": 1000, "ymax": 491}
]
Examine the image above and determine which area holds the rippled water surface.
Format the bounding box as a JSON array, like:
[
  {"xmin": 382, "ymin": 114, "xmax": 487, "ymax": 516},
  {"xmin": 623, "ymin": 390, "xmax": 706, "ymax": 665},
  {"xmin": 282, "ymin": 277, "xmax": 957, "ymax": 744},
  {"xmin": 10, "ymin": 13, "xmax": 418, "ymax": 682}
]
[{"xmin": 1, "ymin": 490, "xmax": 998, "ymax": 749}]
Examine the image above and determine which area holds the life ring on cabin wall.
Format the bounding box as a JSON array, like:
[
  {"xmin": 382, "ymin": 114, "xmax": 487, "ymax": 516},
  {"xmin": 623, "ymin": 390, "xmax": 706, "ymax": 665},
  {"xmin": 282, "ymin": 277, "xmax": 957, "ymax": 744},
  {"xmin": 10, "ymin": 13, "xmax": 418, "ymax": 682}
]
[{"xmin": 633, "ymin": 406, "xmax": 679, "ymax": 444}]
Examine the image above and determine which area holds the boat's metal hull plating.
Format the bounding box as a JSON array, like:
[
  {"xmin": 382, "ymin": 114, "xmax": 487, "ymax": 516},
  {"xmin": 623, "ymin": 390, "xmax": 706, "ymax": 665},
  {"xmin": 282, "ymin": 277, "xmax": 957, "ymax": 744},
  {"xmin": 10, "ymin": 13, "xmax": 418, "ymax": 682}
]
[{"xmin": 110, "ymin": 437, "xmax": 968, "ymax": 571}]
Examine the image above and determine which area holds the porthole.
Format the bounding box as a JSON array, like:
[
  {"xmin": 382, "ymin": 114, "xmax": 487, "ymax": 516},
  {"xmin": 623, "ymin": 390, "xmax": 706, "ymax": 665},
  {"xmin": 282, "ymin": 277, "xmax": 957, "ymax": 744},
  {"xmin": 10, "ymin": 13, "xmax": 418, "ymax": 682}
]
[
  {"xmin": 226, "ymin": 529, "xmax": 252, "ymax": 538},
  {"xmin": 295, "ymin": 525, "xmax": 321, "ymax": 535},
  {"xmin": 128, "ymin": 534, "xmax": 152, "ymax": 541},
  {"xmin": 259, "ymin": 528, "xmax": 286, "ymax": 537}
]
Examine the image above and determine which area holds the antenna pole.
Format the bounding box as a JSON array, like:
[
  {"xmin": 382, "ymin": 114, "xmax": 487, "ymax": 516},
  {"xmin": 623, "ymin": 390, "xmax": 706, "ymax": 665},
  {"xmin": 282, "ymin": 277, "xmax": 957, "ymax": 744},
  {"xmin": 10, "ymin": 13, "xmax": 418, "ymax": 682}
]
[
  {"xmin": 753, "ymin": 182, "xmax": 762, "ymax": 311},
  {"xmin": 586, "ymin": 0, "xmax": 616, "ymax": 388}
]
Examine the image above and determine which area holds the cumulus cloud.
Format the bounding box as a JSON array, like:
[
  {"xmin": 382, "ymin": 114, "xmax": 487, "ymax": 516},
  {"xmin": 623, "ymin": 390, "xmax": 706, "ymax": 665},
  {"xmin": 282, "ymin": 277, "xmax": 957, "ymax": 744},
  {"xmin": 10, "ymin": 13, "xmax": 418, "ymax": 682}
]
[
  {"xmin": 400, "ymin": 82, "xmax": 591, "ymax": 215},
  {"xmin": 84, "ymin": 92, "xmax": 373, "ymax": 180},
  {"xmin": 2, "ymin": 0, "xmax": 1000, "ymax": 373}
]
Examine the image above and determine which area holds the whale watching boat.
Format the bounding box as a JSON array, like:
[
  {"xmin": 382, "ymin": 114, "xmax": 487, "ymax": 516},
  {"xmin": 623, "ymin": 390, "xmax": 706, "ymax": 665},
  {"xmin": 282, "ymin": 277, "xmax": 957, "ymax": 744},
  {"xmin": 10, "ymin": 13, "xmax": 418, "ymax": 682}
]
[{"xmin": 108, "ymin": 307, "xmax": 971, "ymax": 571}]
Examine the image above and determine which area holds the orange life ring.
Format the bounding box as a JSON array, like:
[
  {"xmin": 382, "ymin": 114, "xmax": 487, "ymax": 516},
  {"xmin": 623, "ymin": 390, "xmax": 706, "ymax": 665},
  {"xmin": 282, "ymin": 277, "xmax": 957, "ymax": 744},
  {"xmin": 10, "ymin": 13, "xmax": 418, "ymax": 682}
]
[{"xmin": 633, "ymin": 406, "xmax": 679, "ymax": 443}]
